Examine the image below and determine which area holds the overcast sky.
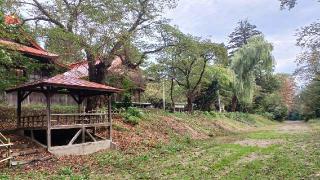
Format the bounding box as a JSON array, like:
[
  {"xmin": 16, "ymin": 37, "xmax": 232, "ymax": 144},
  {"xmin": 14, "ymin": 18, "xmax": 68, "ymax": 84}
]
[{"xmin": 165, "ymin": 0, "xmax": 319, "ymax": 74}]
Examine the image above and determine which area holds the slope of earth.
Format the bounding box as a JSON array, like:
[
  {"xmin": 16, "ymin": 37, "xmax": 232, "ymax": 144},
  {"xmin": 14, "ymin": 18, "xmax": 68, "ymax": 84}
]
[{"xmin": 0, "ymin": 111, "xmax": 279, "ymax": 178}]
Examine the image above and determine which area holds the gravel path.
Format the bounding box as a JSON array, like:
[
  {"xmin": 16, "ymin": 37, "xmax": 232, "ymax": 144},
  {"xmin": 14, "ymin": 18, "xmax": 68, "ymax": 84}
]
[{"xmin": 278, "ymin": 121, "xmax": 311, "ymax": 133}]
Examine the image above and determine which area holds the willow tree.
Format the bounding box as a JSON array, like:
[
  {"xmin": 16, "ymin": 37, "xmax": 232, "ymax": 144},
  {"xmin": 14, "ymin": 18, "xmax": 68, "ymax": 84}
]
[{"xmin": 231, "ymin": 36, "xmax": 274, "ymax": 111}]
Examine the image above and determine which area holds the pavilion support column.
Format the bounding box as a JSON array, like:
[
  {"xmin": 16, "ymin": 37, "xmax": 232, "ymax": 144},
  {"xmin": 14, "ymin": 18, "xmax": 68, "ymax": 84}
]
[
  {"xmin": 79, "ymin": 96, "xmax": 85, "ymax": 143},
  {"xmin": 17, "ymin": 91, "xmax": 22, "ymax": 128},
  {"xmin": 45, "ymin": 92, "xmax": 53, "ymax": 150},
  {"xmin": 108, "ymin": 94, "xmax": 112, "ymax": 141}
]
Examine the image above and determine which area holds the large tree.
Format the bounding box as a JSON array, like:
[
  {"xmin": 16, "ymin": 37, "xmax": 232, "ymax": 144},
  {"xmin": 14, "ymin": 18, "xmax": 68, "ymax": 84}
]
[
  {"xmin": 6, "ymin": 0, "xmax": 177, "ymax": 110},
  {"xmin": 231, "ymin": 36, "xmax": 274, "ymax": 111},
  {"xmin": 227, "ymin": 20, "xmax": 262, "ymax": 57},
  {"xmin": 157, "ymin": 26, "xmax": 227, "ymax": 112}
]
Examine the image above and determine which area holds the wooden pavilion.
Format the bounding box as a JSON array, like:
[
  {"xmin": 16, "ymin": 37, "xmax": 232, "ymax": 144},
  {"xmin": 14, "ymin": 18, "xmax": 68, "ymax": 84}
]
[{"xmin": 6, "ymin": 75, "xmax": 121, "ymax": 156}]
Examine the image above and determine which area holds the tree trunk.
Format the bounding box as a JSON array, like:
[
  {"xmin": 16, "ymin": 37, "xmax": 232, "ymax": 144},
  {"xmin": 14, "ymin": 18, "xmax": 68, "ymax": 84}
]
[
  {"xmin": 231, "ymin": 95, "xmax": 238, "ymax": 112},
  {"xmin": 85, "ymin": 49, "xmax": 107, "ymax": 112},
  {"xmin": 170, "ymin": 78, "xmax": 175, "ymax": 113},
  {"xmin": 186, "ymin": 95, "xmax": 194, "ymax": 113},
  {"xmin": 217, "ymin": 90, "xmax": 222, "ymax": 112}
]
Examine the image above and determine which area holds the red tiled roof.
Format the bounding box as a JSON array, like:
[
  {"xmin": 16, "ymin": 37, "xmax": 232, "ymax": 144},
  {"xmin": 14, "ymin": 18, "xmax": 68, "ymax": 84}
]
[
  {"xmin": 4, "ymin": 15, "xmax": 21, "ymax": 25},
  {"xmin": 6, "ymin": 74, "xmax": 121, "ymax": 93},
  {"xmin": 0, "ymin": 39, "xmax": 59, "ymax": 59}
]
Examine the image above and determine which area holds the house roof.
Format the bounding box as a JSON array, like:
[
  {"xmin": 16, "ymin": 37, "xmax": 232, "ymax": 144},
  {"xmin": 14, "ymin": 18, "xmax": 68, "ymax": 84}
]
[
  {"xmin": 6, "ymin": 74, "xmax": 121, "ymax": 95},
  {"xmin": 64, "ymin": 56, "xmax": 122, "ymax": 79},
  {"xmin": 2, "ymin": 15, "xmax": 67, "ymax": 67},
  {"xmin": 0, "ymin": 39, "xmax": 59, "ymax": 59},
  {"xmin": 64, "ymin": 56, "xmax": 146, "ymax": 91},
  {"xmin": 4, "ymin": 15, "xmax": 21, "ymax": 25}
]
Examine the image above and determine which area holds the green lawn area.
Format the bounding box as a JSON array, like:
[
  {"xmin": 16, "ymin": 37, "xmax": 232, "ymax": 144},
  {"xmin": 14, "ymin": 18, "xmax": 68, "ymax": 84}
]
[{"xmin": 3, "ymin": 120, "xmax": 320, "ymax": 179}]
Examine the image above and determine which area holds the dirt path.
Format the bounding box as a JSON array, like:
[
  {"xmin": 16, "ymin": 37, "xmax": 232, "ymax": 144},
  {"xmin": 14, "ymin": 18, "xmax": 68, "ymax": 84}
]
[{"xmin": 277, "ymin": 121, "xmax": 311, "ymax": 133}]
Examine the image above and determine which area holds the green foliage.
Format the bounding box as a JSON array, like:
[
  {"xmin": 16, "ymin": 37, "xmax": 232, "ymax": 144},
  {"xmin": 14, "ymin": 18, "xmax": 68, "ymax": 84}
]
[
  {"xmin": 122, "ymin": 107, "xmax": 144, "ymax": 125},
  {"xmin": 195, "ymin": 66, "xmax": 235, "ymax": 111},
  {"xmin": 231, "ymin": 36, "xmax": 275, "ymax": 107},
  {"xmin": 45, "ymin": 28, "xmax": 84, "ymax": 64},
  {"xmin": 228, "ymin": 20, "xmax": 262, "ymax": 56},
  {"xmin": 154, "ymin": 25, "xmax": 228, "ymax": 111},
  {"xmin": 297, "ymin": 77, "xmax": 320, "ymax": 119},
  {"xmin": 58, "ymin": 166, "xmax": 73, "ymax": 176}
]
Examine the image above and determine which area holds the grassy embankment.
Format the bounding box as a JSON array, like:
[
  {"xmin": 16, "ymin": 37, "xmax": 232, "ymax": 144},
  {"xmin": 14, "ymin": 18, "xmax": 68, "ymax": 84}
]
[{"xmin": 2, "ymin": 110, "xmax": 320, "ymax": 179}]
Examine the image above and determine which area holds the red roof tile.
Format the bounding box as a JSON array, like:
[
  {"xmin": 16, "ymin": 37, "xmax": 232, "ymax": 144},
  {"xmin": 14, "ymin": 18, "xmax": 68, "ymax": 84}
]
[
  {"xmin": 4, "ymin": 15, "xmax": 21, "ymax": 25},
  {"xmin": 6, "ymin": 74, "xmax": 121, "ymax": 93},
  {"xmin": 0, "ymin": 39, "xmax": 59, "ymax": 59}
]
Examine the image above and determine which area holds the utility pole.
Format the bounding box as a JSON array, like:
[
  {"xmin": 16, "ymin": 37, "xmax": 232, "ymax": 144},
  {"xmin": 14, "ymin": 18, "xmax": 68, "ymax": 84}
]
[{"xmin": 163, "ymin": 80, "xmax": 165, "ymax": 111}]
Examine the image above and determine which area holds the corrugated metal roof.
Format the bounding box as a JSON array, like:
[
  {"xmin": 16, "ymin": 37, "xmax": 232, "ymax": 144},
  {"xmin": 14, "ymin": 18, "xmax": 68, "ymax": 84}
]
[{"xmin": 6, "ymin": 74, "xmax": 121, "ymax": 93}]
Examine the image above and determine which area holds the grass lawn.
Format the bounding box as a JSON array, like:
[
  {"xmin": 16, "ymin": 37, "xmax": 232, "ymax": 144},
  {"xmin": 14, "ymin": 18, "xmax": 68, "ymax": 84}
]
[{"xmin": 2, "ymin": 120, "xmax": 319, "ymax": 179}]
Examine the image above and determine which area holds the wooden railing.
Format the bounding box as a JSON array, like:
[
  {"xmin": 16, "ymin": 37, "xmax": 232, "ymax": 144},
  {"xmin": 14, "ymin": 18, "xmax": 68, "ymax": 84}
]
[
  {"xmin": 50, "ymin": 113, "xmax": 108, "ymax": 128},
  {"xmin": 21, "ymin": 115, "xmax": 46, "ymax": 128},
  {"xmin": 19, "ymin": 113, "xmax": 110, "ymax": 129},
  {"xmin": 0, "ymin": 132, "xmax": 12, "ymax": 167}
]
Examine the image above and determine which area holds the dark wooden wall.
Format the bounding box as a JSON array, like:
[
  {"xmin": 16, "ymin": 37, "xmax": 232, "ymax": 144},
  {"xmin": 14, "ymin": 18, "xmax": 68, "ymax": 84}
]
[{"xmin": 6, "ymin": 92, "xmax": 77, "ymax": 106}]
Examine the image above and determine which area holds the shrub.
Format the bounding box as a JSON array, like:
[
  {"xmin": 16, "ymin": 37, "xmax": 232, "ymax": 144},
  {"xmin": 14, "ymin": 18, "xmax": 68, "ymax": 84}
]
[
  {"xmin": 123, "ymin": 115, "xmax": 140, "ymax": 125},
  {"xmin": 122, "ymin": 107, "xmax": 144, "ymax": 125}
]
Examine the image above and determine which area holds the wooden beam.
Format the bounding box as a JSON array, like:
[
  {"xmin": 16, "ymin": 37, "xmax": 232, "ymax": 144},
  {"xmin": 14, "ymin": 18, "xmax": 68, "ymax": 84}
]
[
  {"xmin": 21, "ymin": 91, "xmax": 32, "ymax": 102},
  {"xmin": 70, "ymin": 94, "xmax": 80, "ymax": 104},
  {"xmin": 108, "ymin": 94, "xmax": 112, "ymax": 141},
  {"xmin": 68, "ymin": 129, "xmax": 82, "ymax": 145},
  {"xmin": 50, "ymin": 123, "xmax": 110, "ymax": 130},
  {"xmin": 85, "ymin": 129, "xmax": 96, "ymax": 142},
  {"xmin": 45, "ymin": 91, "xmax": 52, "ymax": 150},
  {"xmin": 17, "ymin": 91, "xmax": 22, "ymax": 128}
]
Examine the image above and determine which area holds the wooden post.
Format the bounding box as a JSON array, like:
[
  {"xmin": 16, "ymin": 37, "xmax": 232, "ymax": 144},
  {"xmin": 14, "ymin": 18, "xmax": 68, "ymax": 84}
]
[
  {"xmin": 82, "ymin": 119, "xmax": 85, "ymax": 143},
  {"xmin": 7, "ymin": 138, "xmax": 11, "ymax": 167},
  {"xmin": 108, "ymin": 94, "xmax": 112, "ymax": 141},
  {"xmin": 79, "ymin": 95, "xmax": 85, "ymax": 143},
  {"xmin": 45, "ymin": 92, "xmax": 52, "ymax": 150},
  {"xmin": 17, "ymin": 91, "xmax": 22, "ymax": 128}
]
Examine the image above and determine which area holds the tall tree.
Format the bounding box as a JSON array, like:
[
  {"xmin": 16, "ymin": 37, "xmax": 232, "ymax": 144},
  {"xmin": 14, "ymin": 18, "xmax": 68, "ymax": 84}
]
[
  {"xmin": 231, "ymin": 36, "xmax": 274, "ymax": 111},
  {"xmin": 7, "ymin": 0, "xmax": 177, "ymax": 110},
  {"xmin": 278, "ymin": 74, "xmax": 296, "ymax": 111},
  {"xmin": 158, "ymin": 26, "xmax": 227, "ymax": 112},
  {"xmin": 279, "ymin": 0, "xmax": 297, "ymax": 9},
  {"xmin": 227, "ymin": 20, "xmax": 262, "ymax": 56}
]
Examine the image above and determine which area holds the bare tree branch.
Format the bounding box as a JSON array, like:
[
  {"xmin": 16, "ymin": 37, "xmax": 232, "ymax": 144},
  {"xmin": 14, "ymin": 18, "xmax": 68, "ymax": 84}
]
[{"xmin": 32, "ymin": 0, "xmax": 66, "ymax": 30}]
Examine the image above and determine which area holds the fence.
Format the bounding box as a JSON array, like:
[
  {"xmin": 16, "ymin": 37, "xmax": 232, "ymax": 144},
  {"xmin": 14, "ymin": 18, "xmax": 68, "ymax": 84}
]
[{"xmin": 0, "ymin": 132, "xmax": 12, "ymax": 167}]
